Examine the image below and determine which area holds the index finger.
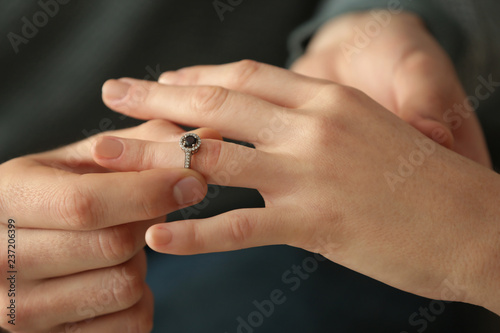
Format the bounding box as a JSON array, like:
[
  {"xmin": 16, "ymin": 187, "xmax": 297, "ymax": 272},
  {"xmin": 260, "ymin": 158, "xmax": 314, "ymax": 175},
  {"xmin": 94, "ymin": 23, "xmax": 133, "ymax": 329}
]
[{"xmin": 101, "ymin": 78, "xmax": 290, "ymax": 145}]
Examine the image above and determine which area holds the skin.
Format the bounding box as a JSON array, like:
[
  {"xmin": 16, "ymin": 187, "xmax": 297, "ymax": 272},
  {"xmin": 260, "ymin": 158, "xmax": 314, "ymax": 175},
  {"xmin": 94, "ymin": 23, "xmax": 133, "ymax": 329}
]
[
  {"xmin": 292, "ymin": 12, "xmax": 491, "ymax": 167},
  {"xmin": 0, "ymin": 122, "xmax": 220, "ymax": 332},
  {"xmin": 1, "ymin": 11, "xmax": 497, "ymax": 332},
  {"xmin": 99, "ymin": 60, "xmax": 500, "ymax": 316}
]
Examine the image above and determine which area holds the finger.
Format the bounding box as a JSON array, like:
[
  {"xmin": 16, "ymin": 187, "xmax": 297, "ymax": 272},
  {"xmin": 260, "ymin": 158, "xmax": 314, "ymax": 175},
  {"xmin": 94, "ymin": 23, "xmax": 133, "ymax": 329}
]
[
  {"xmin": 16, "ymin": 251, "xmax": 147, "ymax": 331},
  {"xmin": 29, "ymin": 119, "xmax": 187, "ymax": 176},
  {"xmin": 35, "ymin": 119, "xmax": 186, "ymax": 166},
  {"xmin": 101, "ymin": 77, "xmax": 292, "ymax": 145},
  {"xmin": 92, "ymin": 136, "xmax": 284, "ymax": 192},
  {"xmin": 187, "ymin": 127, "xmax": 223, "ymax": 141},
  {"xmin": 53, "ymin": 284, "xmax": 154, "ymax": 333},
  {"xmin": 17, "ymin": 218, "xmax": 162, "ymax": 279},
  {"xmin": 392, "ymin": 52, "xmax": 461, "ymax": 149},
  {"xmin": 395, "ymin": 67, "xmax": 491, "ymax": 166},
  {"xmin": 5, "ymin": 160, "xmax": 207, "ymax": 230},
  {"xmin": 145, "ymin": 208, "xmax": 308, "ymax": 255},
  {"xmin": 90, "ymin": 127, "xmax": 222, "ymax": 172},
  {"xmin": 396, "ymin": 85, "xmax": 455, "ymax": 149},
  {"xmin": 158, "ymin": 60, "xmax": 326, "ymax": 108},
  {"xmin": 113, "ymin": 118, "xmax": 185, "ymax": 141},
  {"xmin": 132, "ymin": 126, "xmax": 223, "ymax": 144},
  {"xmin": 113, "ymin": 123, "xmax": 222, "ymax": 143},
  {"xmin": 37, "ymin": 122, "xmax": 220, "ymax": 175}
]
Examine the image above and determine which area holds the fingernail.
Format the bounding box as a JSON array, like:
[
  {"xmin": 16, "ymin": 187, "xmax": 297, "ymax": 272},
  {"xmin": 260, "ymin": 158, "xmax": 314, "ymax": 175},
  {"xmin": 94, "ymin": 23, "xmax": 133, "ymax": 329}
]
[
  {"xmin": 173, "ymin": 176, "xmax": 204, "ymax": 205},
  {"xmin": 102, "ymin": 80, "xmax": 130, "ymax": 102},
  {"xmin": 94, "ymin": 137, "xmax": 124, "ymax": 159},
  {"xmin": 158, "ymin": 71, "xmax": 178, "ymax": 85}
]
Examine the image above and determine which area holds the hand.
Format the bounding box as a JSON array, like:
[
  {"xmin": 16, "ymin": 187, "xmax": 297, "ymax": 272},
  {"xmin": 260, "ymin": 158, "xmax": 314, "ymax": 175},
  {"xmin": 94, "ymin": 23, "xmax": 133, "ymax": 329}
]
[
  {"xmin": 0, "ymin": 121, "xmax": 216, "ymax": 332},
  {"xmin": 292, "ymin": 12, "xmax": 491, "ymax": 167},
  {"xmin": 100, "ymin": 61, "xmax": 500, "ymax": 315}
]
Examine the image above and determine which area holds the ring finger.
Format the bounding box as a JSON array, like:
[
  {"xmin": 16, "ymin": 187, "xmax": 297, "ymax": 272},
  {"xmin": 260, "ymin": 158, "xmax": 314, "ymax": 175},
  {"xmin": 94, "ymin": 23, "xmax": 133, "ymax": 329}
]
[{"xmin": 92, "ymin": 136, "xmax": 287, "ymax": 193}]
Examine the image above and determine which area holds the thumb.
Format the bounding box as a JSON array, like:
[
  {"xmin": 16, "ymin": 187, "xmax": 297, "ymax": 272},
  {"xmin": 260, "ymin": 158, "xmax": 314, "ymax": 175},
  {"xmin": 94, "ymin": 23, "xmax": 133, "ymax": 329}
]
[
  {"xmin": 390, "ymin": 50, "xmax": 464, "ymax": 150},
  {"xmin": 397, "ymin": 99, "xmax": 455, "ymax": 150},
  {"xmin": 393, "ymin": 62, "xmax": 459, "ymax": 150}
]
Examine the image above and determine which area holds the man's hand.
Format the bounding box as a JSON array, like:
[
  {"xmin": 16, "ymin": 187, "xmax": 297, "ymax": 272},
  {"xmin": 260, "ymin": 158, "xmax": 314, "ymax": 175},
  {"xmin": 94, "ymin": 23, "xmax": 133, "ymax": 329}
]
[
  {"xmin": 292, "ymin": 12, "xmax": 491, "ymax": 167},
  {"xmin": 100, "ymin": 61, "xmax": 500, "ymax": 315},
  {"xmin": 0, "ymin": 121, "xmax": 217, "ymax": 332}
]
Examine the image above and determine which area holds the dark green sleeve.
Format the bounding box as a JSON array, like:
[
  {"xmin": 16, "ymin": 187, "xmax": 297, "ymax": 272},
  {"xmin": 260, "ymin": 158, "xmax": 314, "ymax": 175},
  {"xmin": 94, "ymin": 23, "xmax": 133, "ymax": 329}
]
[{"xmin": 287, "ymin": 0, "xmax": 464, "ymax": 66}]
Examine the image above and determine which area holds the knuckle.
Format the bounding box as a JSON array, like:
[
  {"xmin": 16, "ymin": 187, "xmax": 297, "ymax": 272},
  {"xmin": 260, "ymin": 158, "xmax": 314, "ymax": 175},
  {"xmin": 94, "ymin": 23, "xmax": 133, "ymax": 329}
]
[
  {"xmin": 227, "ymin": 212, "xmax": 253, "ymax": 244},
  {"xmin": 191, "ymin": 86, "xmax": 229, "ymax": 116},
  {"xmin": 138, "ymin": 119, "xmax": 181, "ymax": 142},
  {"xmin": 108, "ymin": 262, "xmax": 144, "ymax": 309},
  {"xmin": 303, "ymin": 85, "xmax": 365, "ymax": 138},
  {"xmin": 399, "ymin": 50, "xmax": 438, "ymax": 74},
  {"xmin": 126, "ymin": 82, "xmax": 151, "ymax": 108},
  {"xmin": 130, "ymin": 141, "xmax": 155, "ymax": 171},
  {"xmin": 175, "ymin": 220, "xmax": 205, "ymax": 253},
  {"xmin": 0, "ymin": 158, "xmax": 33, "ymax": 213},
  {"xmin": 136, "ymin": 120, "xmax": 160, "ymax": 137},
  {"xmin": 298, "ymin": 111, "xmax": 348, "ymax": 153},
  {"xmin": 96, "ymin": 225, "xmax": 139, "ymax": 264},
  {"xmin": 140, "ymin": 119, "xmax": 170, "ymax": 133},
  {"xmin": 229, "ymin": 59, "xmax": 262, "ymax": 89},
  {"xmin": 135, "ymin": 174, "xmax": 169, "ymax": 219},
  {"xmin": 139, "ymin": 195, "xmax": 164, "ymax": 220},
  {"xmin": 53, "ymin": 185, "xmax": 99, "ymax": 230},
  {"xmin": 319, "ymin": 83, "xmax": 361, "ymax": 104}
]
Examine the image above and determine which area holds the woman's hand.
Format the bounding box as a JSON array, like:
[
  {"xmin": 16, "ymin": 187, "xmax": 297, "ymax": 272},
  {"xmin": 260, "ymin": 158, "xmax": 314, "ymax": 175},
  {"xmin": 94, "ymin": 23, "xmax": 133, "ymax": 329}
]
[
  {"xmin": 292, "ymin": 12, "xmax": 491, "ymax": 167},
  {"xmin": 100, "ymin": 61, "xmax": 500, "ymax": 315},
  {"xmin": 0, "ymin": 121, "xmax": 217, "ymax": 332}
]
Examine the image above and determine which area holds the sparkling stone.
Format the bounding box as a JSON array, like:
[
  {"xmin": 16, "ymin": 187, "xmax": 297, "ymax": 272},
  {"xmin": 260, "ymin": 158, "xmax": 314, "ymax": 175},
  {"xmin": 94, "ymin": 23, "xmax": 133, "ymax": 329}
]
[{"xmin": 184, "ymin": 136, "xmax": 197, "ymax": 148}]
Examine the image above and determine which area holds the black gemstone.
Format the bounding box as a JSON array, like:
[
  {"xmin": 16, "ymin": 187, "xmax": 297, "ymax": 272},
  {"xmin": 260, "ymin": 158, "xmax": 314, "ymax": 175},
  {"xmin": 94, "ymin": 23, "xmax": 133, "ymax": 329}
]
[{"xmin": 184, "ymin": 135, "xmax": 197, "ymax": 148}]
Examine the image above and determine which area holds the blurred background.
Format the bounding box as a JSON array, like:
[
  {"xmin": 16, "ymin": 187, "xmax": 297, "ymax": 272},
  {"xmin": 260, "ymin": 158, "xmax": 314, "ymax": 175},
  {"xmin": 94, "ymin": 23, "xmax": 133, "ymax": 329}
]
[{"xmin": 1, "ymin": 1, "xmax": 499, "ymax": 332}]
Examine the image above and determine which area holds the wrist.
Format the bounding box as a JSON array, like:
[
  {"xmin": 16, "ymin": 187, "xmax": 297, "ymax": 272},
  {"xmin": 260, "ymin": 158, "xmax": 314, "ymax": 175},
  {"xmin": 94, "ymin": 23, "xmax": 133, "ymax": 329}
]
[{"xmin": 450, "ymin": 163, "xmax": 500, "ymax": 315}]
